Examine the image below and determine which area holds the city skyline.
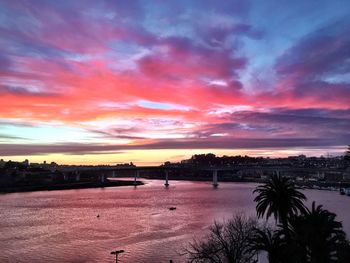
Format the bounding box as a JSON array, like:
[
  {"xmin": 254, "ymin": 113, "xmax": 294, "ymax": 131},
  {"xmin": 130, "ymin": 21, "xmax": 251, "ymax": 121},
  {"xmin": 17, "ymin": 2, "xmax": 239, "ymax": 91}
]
[{"xmin": 1, "ymin": 0, "xmax": 350, "ymax": 165}]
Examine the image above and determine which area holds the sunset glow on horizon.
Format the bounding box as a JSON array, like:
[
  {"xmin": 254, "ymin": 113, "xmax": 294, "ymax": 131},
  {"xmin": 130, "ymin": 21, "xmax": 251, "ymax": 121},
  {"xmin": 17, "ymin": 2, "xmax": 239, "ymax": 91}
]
[{"xmin": 1, "ymin": 0, "xmax": 349, "ymax": 165}]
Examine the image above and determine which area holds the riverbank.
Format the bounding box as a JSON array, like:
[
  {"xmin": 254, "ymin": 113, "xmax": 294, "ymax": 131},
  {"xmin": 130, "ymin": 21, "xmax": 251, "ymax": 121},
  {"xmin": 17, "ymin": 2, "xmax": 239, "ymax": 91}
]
[
  {"xmin": 0, "ymin": 179, "xmax": 143, "ymax": 193},
  {"xmin": 140, "ymin": 175, "xmax": 350, "ymax": 193}
]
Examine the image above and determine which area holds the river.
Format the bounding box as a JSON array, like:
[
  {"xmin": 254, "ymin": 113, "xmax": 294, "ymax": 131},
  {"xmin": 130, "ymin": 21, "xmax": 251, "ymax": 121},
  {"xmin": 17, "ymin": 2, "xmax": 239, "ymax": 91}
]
[{"xmin": 0, "ymin": 179, "xmax": 349, "ymax": 262}]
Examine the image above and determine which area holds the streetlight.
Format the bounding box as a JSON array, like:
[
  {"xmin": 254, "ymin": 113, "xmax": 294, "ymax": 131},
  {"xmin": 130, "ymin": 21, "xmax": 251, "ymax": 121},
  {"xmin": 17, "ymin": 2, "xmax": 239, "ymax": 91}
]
[{"xmin": 110, "ymin": 250, "xmax": 125, "ymax": 263}]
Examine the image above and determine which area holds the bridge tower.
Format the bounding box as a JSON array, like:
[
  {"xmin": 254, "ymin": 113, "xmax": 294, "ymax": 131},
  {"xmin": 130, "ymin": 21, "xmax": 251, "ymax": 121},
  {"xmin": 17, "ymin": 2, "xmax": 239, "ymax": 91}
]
[
  {"xmin": 212, "ymin": 170, "xmax": 218, "ymax": 187},
  {"xmin": 165, "ymin": 170, "xmax": 169, "ymax": 187},
  {"xmin": 134, "ymin": 170, "xmax": 140, "ymax": 186}
]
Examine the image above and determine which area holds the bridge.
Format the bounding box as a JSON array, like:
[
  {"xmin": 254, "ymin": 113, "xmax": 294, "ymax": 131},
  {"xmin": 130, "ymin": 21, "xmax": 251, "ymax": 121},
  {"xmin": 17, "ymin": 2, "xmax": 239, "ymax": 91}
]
[{"xmin": 56, "ymin": 164, "xmax": 345, "ymax": 188}]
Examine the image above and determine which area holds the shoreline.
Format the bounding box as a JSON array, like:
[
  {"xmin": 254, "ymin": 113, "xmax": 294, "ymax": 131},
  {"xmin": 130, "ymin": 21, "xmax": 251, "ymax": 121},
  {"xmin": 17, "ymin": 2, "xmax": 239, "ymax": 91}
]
[
  {"xmin": 1, "ymin": 176, "xmax": 349, "ymax": 194},
  {"xmin": 140, "ymin": 176, "xmax": 350, "ymax": 193},
  {"xmin": 0, "ymin": 180, "xmax": 143, "ymax": 194}
]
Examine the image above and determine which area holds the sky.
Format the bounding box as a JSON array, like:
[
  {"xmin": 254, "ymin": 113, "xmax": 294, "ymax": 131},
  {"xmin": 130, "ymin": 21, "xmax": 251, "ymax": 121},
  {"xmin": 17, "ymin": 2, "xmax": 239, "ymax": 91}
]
[{"xmin": 0, "ymin": 0, "xmax": 349, "ymax": 165}]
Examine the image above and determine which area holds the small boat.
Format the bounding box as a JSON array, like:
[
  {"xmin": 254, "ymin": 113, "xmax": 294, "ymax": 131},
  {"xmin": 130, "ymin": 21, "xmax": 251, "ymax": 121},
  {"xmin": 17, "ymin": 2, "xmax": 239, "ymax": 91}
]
[{"xmin": 168, "ymin": 207, "xmax": 176, "ymax": 211}]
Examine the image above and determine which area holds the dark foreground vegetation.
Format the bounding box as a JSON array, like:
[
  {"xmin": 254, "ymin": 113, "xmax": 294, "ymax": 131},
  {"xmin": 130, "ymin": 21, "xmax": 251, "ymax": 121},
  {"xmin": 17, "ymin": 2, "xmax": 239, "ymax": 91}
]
[{"xmin": 186, "ymin": 175, "xmax": 350, "ymax": 263}]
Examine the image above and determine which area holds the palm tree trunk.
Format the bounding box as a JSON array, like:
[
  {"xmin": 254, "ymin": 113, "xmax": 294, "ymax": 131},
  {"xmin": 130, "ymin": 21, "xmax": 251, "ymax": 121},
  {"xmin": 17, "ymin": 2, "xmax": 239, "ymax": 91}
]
[{"xmin": 281, "ymin": 216, "xmax": 290, "ymax": 241}]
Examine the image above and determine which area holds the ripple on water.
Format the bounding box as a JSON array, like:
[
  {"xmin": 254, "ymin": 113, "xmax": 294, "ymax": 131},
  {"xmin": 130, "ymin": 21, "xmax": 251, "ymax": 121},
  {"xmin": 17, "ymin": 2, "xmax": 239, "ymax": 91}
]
[{"xmin": 0, "ymin": 179, "xmax": 349, "ymax": 262}]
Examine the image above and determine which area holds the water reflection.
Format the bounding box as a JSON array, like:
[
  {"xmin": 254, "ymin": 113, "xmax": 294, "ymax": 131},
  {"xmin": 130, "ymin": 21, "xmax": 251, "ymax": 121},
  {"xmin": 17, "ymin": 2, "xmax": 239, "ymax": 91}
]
[{"xmin": 0, "ymin": 179, "xmax": 349, "ymax": 262}]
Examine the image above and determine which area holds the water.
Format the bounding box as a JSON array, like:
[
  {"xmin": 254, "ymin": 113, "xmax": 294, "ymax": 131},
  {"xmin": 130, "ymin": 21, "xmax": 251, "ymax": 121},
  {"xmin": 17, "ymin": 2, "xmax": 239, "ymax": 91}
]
[{"xmin": 1, "ymin": 179, "xmax": 349, "ymax": 263}]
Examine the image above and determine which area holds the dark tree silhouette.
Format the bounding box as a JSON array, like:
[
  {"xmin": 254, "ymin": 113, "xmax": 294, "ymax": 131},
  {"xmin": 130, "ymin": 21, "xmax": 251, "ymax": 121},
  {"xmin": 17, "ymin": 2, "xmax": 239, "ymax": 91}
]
[
  {"xmin": 344, "ymin": 145, "xmax": 350, "ymax": 161},
  {"xmin": 188, "ymin": 176, "xmax": 350, "ymax": 263},
  {"xmin": 289, "ymin": 202, "xmax": 347, "ymax": 263},
  {"xmin": 253, "ymin": 175, "xmax": 306, "ymax": 239},
  {"xmin": 186, "ymin": 215, "xmax": 258, "ymax": 263},
  {"xmin": 249, "ymin": 227, "xmax": 286, "ymax": 263}
]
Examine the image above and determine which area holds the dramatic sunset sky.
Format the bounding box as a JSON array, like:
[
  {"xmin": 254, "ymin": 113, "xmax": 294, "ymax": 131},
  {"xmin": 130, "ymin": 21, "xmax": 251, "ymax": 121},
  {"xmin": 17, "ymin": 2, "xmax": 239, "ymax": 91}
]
[{"xmin": 0, "ymin": 0, "xmax": 349, "ymax": 165}]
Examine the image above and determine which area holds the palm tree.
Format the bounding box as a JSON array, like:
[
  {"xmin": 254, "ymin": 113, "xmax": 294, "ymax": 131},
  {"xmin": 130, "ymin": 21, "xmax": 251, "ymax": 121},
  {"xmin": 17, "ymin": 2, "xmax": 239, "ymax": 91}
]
[
  {"xmin": 250, "ymin": 227, "xmax": 286, "ymax": 263},
  {"xmin": 289, "ymin": 202, "xmax": 346, "ymax": 263},
  {"xmin": 253, "ymin": 175, "xmax": 306, "ymax": 239}
]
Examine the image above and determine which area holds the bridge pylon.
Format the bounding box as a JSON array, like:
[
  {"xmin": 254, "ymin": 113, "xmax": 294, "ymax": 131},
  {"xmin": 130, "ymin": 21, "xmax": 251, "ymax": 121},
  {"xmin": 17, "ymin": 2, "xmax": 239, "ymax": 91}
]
[
  {"xmin": 212, "ymin": 170, "xmax": 218, "ymax": 187},
  {"xmin": 164, "ymin": 170, "xmax": 169, "ymax": 187},
  {"xmin": 134, "ymin": 170, "xmax": 140, "ymax": 186}
]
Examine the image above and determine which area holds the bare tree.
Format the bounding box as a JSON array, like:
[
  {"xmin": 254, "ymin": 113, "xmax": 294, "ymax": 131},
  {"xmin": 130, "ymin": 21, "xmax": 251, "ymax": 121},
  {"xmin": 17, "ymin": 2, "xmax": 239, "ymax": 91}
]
[{"xmin": 186, "ymin": 214, "xmax": 258, "ymax": 263}]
